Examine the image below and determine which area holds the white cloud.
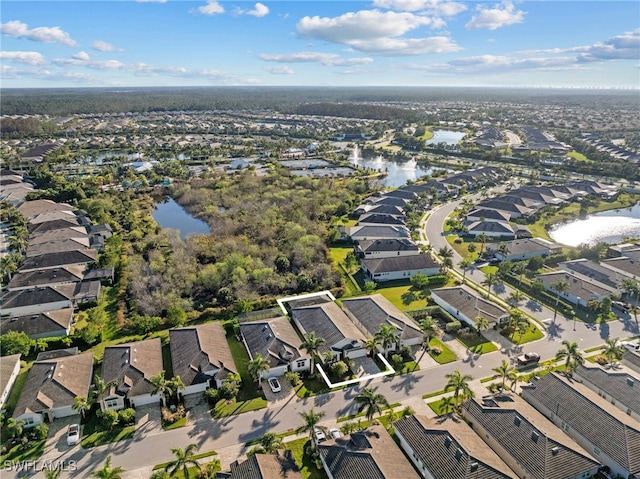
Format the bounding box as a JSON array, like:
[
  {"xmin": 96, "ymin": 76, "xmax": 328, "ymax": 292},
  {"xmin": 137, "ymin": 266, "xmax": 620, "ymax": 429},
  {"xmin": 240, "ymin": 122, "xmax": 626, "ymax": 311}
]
[
  {"xmin": 465, "ymin": 2, "xmax": 525, "ymax": 30},
  {"xmin": 92, "ymin": 40, "xmax": 121, "ymax": 52},
  {"xmin": 197, "ymin": 1, "xmax": 225, "ymax": 15},
  {"xmin": 372, "ymin": 0, "xmax": 466, "ymax": 16},
  {"xmin": 0, "ymin": 20, "xmax": 77, "ymax": 46},
  {"xmin": 72, "ymin": 51, "xmax": 90, "ymax": 61},
  {"xmin": 349, "ymin": 36, "xmax": 461, "ymax": 55},
  {"xmin": 258, "ymin": 51, "xmax": 374, "ymax": 66},
  {"xmin": 263, "ymin": 65, "xmax": 294, "ymax": 74},
  {"xmin": 577, "ymin": 29, "xmax": 640, "ymax": 62},
  {"xmin": 247, "ymin": 3, "xmax": 269, "ymax": 17},
  {"xmin": 0, "ymin": 51, "xmax": 46, "ymax": 65}
]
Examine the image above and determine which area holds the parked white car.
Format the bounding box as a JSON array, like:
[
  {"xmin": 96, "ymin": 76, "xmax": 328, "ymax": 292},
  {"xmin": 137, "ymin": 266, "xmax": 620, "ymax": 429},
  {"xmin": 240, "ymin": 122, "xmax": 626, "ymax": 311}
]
[
  {"xmin": 314, "ymin": 427, "xmax": 327, "ymax": 444},
  {"xmin": 328, "ymin": 428, "xmax": 342, "ymax": 439},
  {"xmin": 621, "ymin": 341, "xmax": 640, "ymax": 352},
  {"xmin": 268, "ymin": 377, "xmax": 281, "ymax": 393},
  {"xmin": 67, "ymin": 424, "xmax": 80, "ymax": 446}
]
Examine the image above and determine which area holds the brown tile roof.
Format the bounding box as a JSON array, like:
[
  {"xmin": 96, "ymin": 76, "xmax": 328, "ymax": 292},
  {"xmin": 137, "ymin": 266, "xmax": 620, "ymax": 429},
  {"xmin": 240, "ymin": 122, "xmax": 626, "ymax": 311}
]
[
  {"xmin": 102, "ymin": 338, "xmax": 163, "ymax": 397},
  {"xmin": 223, "ymin": 451, "xmax": 303, "ymax": 479},
  {"xmin": 17, "ymin": 200, "xmax": 73, "ymax": 218},
  {"xmin": 170, "ymin": 322, "xmax": 237, "ymax": 387},
  {"xmin": 13, "ymin": 351, "xmax": 93, "ymax": 417},
  {"xmin": 0, "ymin": 308, "xmax": 74, "ymax": 338},
  {"xmin": 240, "ymin": 316, "xmax": 304, "ymax": 369}
]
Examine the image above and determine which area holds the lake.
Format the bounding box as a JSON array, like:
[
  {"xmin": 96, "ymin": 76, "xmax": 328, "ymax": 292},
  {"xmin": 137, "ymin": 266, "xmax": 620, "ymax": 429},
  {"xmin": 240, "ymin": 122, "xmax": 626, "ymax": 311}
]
[
  {"xmin": 426, "ymin": 130, "xmax": 466, "ymax": 146},
  {"xmin": 152, "ymin": 197, "xmax": 211, "ymax": 239},
  {"xmin": 549, "ymin": 203, "xmax": 640, "ymax": 246}
]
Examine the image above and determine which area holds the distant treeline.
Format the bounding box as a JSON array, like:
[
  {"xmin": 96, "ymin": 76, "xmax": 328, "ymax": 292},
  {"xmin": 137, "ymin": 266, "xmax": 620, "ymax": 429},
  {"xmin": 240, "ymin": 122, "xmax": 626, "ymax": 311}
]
[
  {"xmin": 293, "ymin": 102, "xmax": 418, "ymax": 121},
  {"xmin": 2, "ymin": 86, "xmax": 637, "ymax": 116}
]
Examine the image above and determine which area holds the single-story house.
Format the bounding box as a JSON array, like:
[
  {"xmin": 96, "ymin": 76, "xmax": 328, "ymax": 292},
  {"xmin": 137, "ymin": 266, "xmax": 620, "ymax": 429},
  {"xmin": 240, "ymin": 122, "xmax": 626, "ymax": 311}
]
[
  {"xmin": 522, "ymin": 373, "xmax": 639, "ymax": 479},
  {"xmin": 170, "ymin": 322, "xmax": 238, "ymax": 395},
  {"xmin": 13, "ymin": 349, "xmax": 93, "ymax": 427},
  {"xmin": 240, "ymin": 316, "xmax": 309, "ymax": 378},
  {"xmin": 341, "ymin": 294, "xmax": 423, "ymax": 352},
  {"xmin": 0, "ymin": 284, "xmax": 75, "ymax": 317},
  {"xmin": 466, "ymin": 221, "xmax": 515, "ymax": 239},
  {"xmin": 345, "ymin": 225, "xmax": 411, "ymax": 242},
  {"xmin": 0, "ymin": 354, "xmax": 21, "ymax": 410},
  {"xmin": 0, "ymin": 308, "xmax": 74, "ymax": 339},
  {"xmin": 291, "ymin": 302, "xmax": 367, "ymax": 362},
  {"xmin": 475, "ymin": 199, "xmax": 535, "ymax": 219},
  {"xmin": 362, "ymin": 255, "xmax": 440, "ymax": 282},
  {"xmin": 101, "ymin": 338, "xmax": 164, "ymax": 410},
  {"xmin": 18, "ymin": 249, "xmax": 98, "ymax": 273},
  {"xmin": 622, "ymin": 349, "xmax": 640, "ymax": 375},
  {"xmin": 395, "ymin": 414, "xmax": 518, "ymax": 479},
  {"xmin": 6, "ymin": 265, "xmax": 86, "ymax": 291},
  {"xmin": 486, "ymin": 237, "xmax": 562, "ymax": 262},
  {"xmin": 73, "ymin": 280, "xmax": 101, "ymax": 305},
  {"xmin": 601, "ymin": 256, "xmax": 640, "ymax": 287},
  {"xmin": 217, "ymin": 451, "xmax": 303, "ymax": 479},
  {"xmin": 17, "ymin": 200, "xmax": 74, "ymax": 219},
  {"xmin": 431, "ymin": 287, "xmax": 510, "ymax": 328},
  {"xmin": 357, "ymin": 213, "xmax": 406, "ymax": 227},
  {"xmin": 26, "ymin": 238, "xmax": 91, "ymax": 257},
  {"xmin": 28, "ymin": 226, "xmax": 88, "ymax": 246},
  {"xmin": 462, "ymin": 393, "xmax": 600, "ymax": 479},
  {"xmin": 465, "ymin": 208, "xmax": 511, "ymax": 224},
  {"xmin": 558, "ymin": 259, "xmax": 624, "ymax": 294},
  {"xmin": 536, "ymin": 271, "xmax": 611, "ymax": 308},
  {"xmin": 318, "ymin": 425, "xmax": 420, "ymax": 479},
  {"xmin": 28, "ymin": 218, "xmax": 88, "ymax": 235},
  {"xmin": 355, "ymin": 238, "xmax": 420, "ymax": 259}
]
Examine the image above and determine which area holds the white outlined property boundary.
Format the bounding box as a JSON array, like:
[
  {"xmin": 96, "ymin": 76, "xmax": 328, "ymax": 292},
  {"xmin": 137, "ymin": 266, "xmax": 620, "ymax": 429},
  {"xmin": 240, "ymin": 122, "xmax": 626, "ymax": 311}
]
[
  {"xmin": 316, "ymin": 353, "xmax": 396, "ymax": 389},
  {"xmin": 277, "ymin": 290, "xmax": 336, "ymax": 315}
]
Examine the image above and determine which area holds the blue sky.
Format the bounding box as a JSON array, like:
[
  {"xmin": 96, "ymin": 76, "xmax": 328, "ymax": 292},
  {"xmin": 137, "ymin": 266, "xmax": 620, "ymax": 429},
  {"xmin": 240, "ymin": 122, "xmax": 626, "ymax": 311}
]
[{"xmin": 1, "ymin": 1, "xmax": 638, "ymax": 88}]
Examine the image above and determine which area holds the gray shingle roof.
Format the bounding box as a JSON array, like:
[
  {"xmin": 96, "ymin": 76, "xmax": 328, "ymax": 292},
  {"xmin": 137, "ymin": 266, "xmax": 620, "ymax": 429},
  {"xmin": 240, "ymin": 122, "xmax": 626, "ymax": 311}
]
[
  {"xmin": 170, "ymin": 322, "xmax": 237, "ymax": 387},
  {"xmin": 0, "ymin": 284, "xmax": 75, "ymax": 309},
  {"xmin": 318, "ymin": 425, "xmax": 420, "ymax": 479},
  {"xmin": 20, "ymin": 250, "xmax": 98, "ymax": 271},
  {"xmin": 463, "ymin": 393, "xmax": 599, "ymax": 479},
  {"xmin": 431, "ymin": 287, "xmax": 509, "ymax": 323},
  {"xmin": 26, "ymin": 238, "xmax": 91, "ymax": 257},
  {"xmin": 574, "ymin": 364, "xmax": 640, "ymax": 417},
  {"xmin": 623, "ymin": 349, "xmax": 640, "ymax": 373},
  {"xmin": 0, "ymin": 354, "xmax": 21, "ymax": 401},
  {"xmin": 7, "ymin": 265, "xmax": 85, "ymax": 290},
  {"xmin": 221, "ymin": 451, "xmax": 303, "ymax": 479},
  {"xmin": 240, "ymin": 316, "xmax": 304, "ymax": 368},
  {"xmin": 0, "ymin": 308, "xmax": 74, "ymax": 338},
  {"xmin": 522, "ymin": 373, "xmax": 640, "ymax": 475},
  {"xmin": 395, "ymin": 415, "xmax": 517, "ymax": 479},
  {"xmin": 357, "ymin": 214, "xmax": 406, "ymax": 226},
  {"xmin": 348, "ymin": 225, "xmax": 410, "ymax": 240},
  {"xmin": 102, "ymin": 338, "xmax": 163, "ymax": 397},
  {"xmin": 362, "ymin": 255, "xmax": 439, "ymax": 274},
  {"xmin": 356, "ymin": 239, "xmax": 419, "ymax": 254}
]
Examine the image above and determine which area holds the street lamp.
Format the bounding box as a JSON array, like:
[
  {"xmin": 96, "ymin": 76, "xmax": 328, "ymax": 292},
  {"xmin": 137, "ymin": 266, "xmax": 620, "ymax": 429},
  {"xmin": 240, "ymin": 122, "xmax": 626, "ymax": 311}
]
[{"xmin": 574, "ymin": 297, "xmax": 581, "ymax": 331}]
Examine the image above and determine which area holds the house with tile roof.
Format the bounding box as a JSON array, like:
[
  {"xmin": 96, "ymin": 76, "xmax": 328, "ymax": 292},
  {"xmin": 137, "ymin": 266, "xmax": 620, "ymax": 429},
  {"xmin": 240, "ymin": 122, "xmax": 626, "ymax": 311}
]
[
  {"xmin": 430, "ymin": 286, "xmax": 509, "ymax": 328},
  {"xmin": 362, "ymin": 255, "xmax": 440, "ymax": 283},
  {"xmin": 623, "ymin": 349, "xmax": 640, "ymax": 375},
  {"xmin": 0, "ymin": 354, "xmax": 21, "ymax": 410},
  {"xmin": 536, "ymin": 271, "xmax": 611, "ymax": 308},
  {"xmin": 240, "ymin": 316, "xmax": 309, "ymax": 378},
  {"xmin": 355, "ymin": 239, "xmax": 419, "ymax": 259},
  {"xmin": 341, "ymin": 294, "xmax": 423, "ymax": 352},
  {"xmin": 216, "ymin": 450, "xmax": 303, "ymax": 479},
  {"xmin": 0, "ymin": 308, "xmax": 74, "ymax": 339},
  {"xmin": 395, "ymin": 414, "xmax": 518, "ymax": 479},
  {"xmin": 522, "ymin": 372, "xmax": 640, "ymax": 479},
  {"xmin": 170, "ymin": 322, "xmax": 237, "ymax": 395},
  {"xmin": 318, "ymin": 425, "xmax": 420, "ymax": 479},
  {"xmin": 462, "ymin": 393, "xmax": 600, "ymax": 479},
  {"xmin": 13, "ymin": 349, "xmax": 93, "ymax": 427},
  {"xmin": 291, "ymin": 302, "xmax": 367, "ymax": 362},
  {"xmin": 101, "ymin": 338, "xmax": 164, "ymax": 410}
]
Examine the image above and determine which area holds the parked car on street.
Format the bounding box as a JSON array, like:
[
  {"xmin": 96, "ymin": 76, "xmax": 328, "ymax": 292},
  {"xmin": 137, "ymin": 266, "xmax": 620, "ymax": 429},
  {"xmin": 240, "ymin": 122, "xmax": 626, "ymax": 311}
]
[
  {"xmin": 268, "ymin": 377, "xmax": 281, "ymax": 393},
  {"xmin": 328, "ymin": 428, "xmax": 342, "ymax": 439},
  {"xmin": 314, "ymin": 427, "xmax": 327, "ymax": 444},
  {"xmin": 517, "ymin": 352, "xmax": 540, "ymax": 366},
  {"xmin": 67, "ymin": 424, "xmax": 80, "ymax": 446},
  {"xmin": 620, "ymin": 341, "xmax": 640, "ymax": 352}
]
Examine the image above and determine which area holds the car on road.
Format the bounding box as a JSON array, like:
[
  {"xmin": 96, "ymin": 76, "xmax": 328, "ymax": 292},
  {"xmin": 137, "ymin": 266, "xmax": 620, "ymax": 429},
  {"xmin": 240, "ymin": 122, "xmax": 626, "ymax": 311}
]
[
  {"xmin": 67, "ymin": 424, "xmax": 80, "ymax": 446},
  {"xmin": 516, "ymin": 352, "xmax": 540, "ymax": 366},
  {"xmin": 612, "ymin": 301, "xmax": 630, "ymax": 313},
  {"xmin": 620, "ymin": 341, "xmax": 640, "ymax": 352},
  {"xmin": 314, "ymin": 427, "xmax": 327, "ymax": 444},
  {"xmin": 268, "ymin": 377, "xmax": 281, "ymax": 393},
  {"xmin": 328, "ymin": 428, "xmax": 342, "ymax": 439}
]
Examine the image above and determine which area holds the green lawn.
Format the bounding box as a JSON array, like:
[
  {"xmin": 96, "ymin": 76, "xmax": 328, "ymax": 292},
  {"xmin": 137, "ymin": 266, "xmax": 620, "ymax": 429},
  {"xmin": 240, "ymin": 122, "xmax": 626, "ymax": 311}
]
[
  {"xmin": 422, "ymin": 389, "xmax": 446, "ymax": 400},
  {"xmin": 288, "ymin": 438, "xmax": 328, "ymax": 479},
  {"xmin": 328, "ymin": 245, "xmax": 353, "ymax": 266},
  {"xmin": 456, "ymin": 334, "xmax": 499, "ymax": 354},
  {"xmin": 81, "ymin": 415, "xmax": 135, "ymax": 449},
  {"xmin": 428, "ymin": 398, "xmax": 455, "ymax": 416},
  {"xmin": 429, "ymin": 338, "xmax": 457, "ymax": 364},
  {"xmin": 153, "ymin": 450, "xmax": 218, "ymax": 470},
  {"xmin": 479, "ymin": 265, "xmax": 498, "ymax": 275},
  {"xmin": 376, "ymin": 282, "xmax": 429, "ymax": 311},
  {"xmin": 163, "ymin": 416, "xmax": 187, "ymax": 430},
  {"xmin": 295, "ymin": 376, "xmax": 330, "ymax": 398},
  {"xmin": 226, "ymin": 334, "xmax": 266, "ymax": 402},
  {"xmin": 0, "ymin": 440, "xmax": 45, "ymax": 464},
  {"xmin": 567, "ymin": 150, "xmax": 589, "ymax": 161},
  {"xmin": 211, "ymin": 396, "xmax": 268, "ymax": 418},
  {"xmin": 504, "ymin": 324, "xmax": 545, "ymax": 345}
]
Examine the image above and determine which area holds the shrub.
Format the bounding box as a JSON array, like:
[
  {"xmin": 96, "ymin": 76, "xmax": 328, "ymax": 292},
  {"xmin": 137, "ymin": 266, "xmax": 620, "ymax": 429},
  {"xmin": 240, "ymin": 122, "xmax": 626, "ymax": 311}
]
[
  {"xmin": 331, "ymin": 361, "xmax": 349, "ymax": 377},
  {"xmin": 100, "ymin": 409, "xmax": 119, "ymax": 431},
  {"xmin": 454, "ymin": 237, "xmax": 463, "ymax": 244},
  {"xmin": 285, "ymin": 371, "xmax": 301, "ymax": 387},
  {"xmin": 161, "ymin": 405, "xmax": 186, "ymax": 425},
  {"xmin": 204, "ymin": 388, "xmax": 220, "ymax": 406},
  {"xmin": 219, "ymin": 381, "xmax": 239, "ymax": 401},
  {"xmin": 32, "ymin": 423, "xmax": 49, "ymax": 440},
  {"xmin": 430, "ymin": 346, "xmax": 442, "ymax": 355},
  {"xmin": 594, "ymin": 355, "xmax": 608, "ymax": 366},
  {"xmin": 391, "ymin": 354, "xmax": 403, "ymax": 367},
  {"xmin": 446, "ymin": 321, "xmax": 462, "ymax": 333},
  {"xmin": 118, "ymin": 408, "xmax": 136, "ymax": 426},
  {"xmin": 400, "ymin": 345, "xmax": 413, "ymax": 361}
]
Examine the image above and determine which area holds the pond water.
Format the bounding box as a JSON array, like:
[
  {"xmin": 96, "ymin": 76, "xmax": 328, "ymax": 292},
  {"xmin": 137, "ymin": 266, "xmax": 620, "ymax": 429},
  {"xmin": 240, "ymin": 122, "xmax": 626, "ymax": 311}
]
[
  {"xmin": 549, "ymin": 203, "xmax": 640, "ymax": 246},
  {"xmin": 426, "ymin": 130, "xmax": 466, "ymax": 145},
  {"xmin": 152, "ymin": 197, "xmax": 210, "ymax": 239},
  {"xmin": 349, "ymin": 145, "xmax": 450, "ymax": 187}
]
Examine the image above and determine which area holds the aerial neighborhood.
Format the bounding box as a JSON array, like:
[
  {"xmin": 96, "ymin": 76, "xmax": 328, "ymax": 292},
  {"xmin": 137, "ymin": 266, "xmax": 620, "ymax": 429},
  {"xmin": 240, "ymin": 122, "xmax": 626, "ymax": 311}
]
[{"xmin": 1, "ymin": 89, "xmax": 639, "ymax": 479}]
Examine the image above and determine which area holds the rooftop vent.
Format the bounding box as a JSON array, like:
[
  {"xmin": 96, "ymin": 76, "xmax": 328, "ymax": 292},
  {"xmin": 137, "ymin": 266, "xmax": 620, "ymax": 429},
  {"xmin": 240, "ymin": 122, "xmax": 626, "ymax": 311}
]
[
  {"xmin": 514, "ymin": 416, "xmax": 521, "ymax": 426},
  {"xmin": 627, "ymin": 377, "xmax": 634, "ymax": 387},
  {"xmin": 470, "ymin": 462, "xmax": 479, "ymax": 472},
  {"xmin": 444, "ymin": 436, "xmax": 452, "ymax": 448},
  {"xmin": 455, "ymin": 448, "xmax": 463, "ymax": 461},
  {"xmin": 531, "ymin": 431, "xmax": 539, "ymax": 442},
  {"xmin": 551, "ymin": 447, "xmax": 559, "ymax": 456}
]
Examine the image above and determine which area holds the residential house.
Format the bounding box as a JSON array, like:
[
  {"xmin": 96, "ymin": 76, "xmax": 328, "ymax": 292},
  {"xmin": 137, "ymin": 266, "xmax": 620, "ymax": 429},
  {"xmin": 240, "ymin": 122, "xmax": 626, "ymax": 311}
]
[
  {"xmin": 0, "ymin": 284, "xmax": 75, "ymax": 317},
  {"xmin": 7, "ymin": 265, "xmax": 86, "ymax": 291},
  {"xmin": 601, "ymin": 257, "xmax": 640, "ymax": 291},
  {"xmin": 0, "ymin": 183, "xmax": 34, "ymax": 205},
  {"xmin": 341, "ymin": 294, "xmax": 423, "ymax": 352},
  {"xmin": 573, "ymin": 364, "xmax": 640, "ymax": 422},
  {"xmin": 13, "ymin": 349, "xmax": 93, "ymax": 427},
  {"xmin": 28, "ymin": 218, "xmax": 88, "ymax": 236},
  {"xmin": 475, "ymin": 199, "xmax": 535, "ymax": 219},
  {"xmin": 369, "ymin": 196, "xmax": 410, "ymax": 208},
  {"xmin": 462, "ymin": 393, "xmax": 600, "ymax": 479},
  {"xmin": 431, "ymin": 287, "xmax": 509, "ymax": 328},
  {"xmin": 486, "ymin": 238, "xmax": 562, "ymax": 262},
  {"xmin": 357, "ymin": 213, "xmax": 406, "ymax": 227},
  {"xmin": 73, "ymin": 280, "xmax": 102, "ymax": 305},
  {"xmin": 623, "ymin": 349, "xmax": 640, "ymax": 375},
  {"xmin": 19, "ymin": 250, "xmax": 98, "ymax": 273},
  {"xmin": 362, "ymin": 255, "xmax": 440, "ymax": 282},
  {"xmin": 344, "ymin": 225, "xmax": 411, "ymax": 242},
  {"xmin": 26, "ymin": 238, "xmax": 91, "ymax": 257},
  {"xmin": 465, "ymin": 208, "xmax": 511, "ymax": 224},
  {"xmin": 17, "ymin": 200, "xmax": 74, "ymax": 219},
  {"xmin": 0, "ymin": 354, "xmax": 21, "ymax": 410},
  {"xmin": 522, "ymin": 373, "xmax": 640, "ymax": 479},
  {"xmin": 569, "ymin": 180, "xmax": 618, "ymax": 200},
  {"xmin": 380, "ymin": 189, "xmax": 417, "ymax": 201},
  {"xmin": 536, "ymin": 271, "xmax": 611, "ymax": 308},
  {"xmin": 240, "ymin": 315, "xmax": 309, "ymax": 378},
  {"xmin": 558, "ymin": 259, "xmax": 626, "ymax": 294},
  {"xmin": 170, "ymin": 322, "xmax": 237, "ymax": 395},
  {"xmin": 291, "ymin": 302, "xmax": 367, "ymax": 361},
  {"xmin": 28, "ymin": 226, "xmax": 89, "ymax": 245},
  {"xmin": 28, "ymin": 210, "xmax": 80, "ymax": 226},
  {"xmin": 0, "ymin": 308, "xmax": 74, "ymax": 338},
  {"xmin": 355, "ymin": 239, "xmax": 420, "ymax": 259},
  {"xmin": 395, "ymin": 414, "xmax": 518, "ymax": 479},
  {"xmin": 101, "ymin": 338, "xmax": 164, "ymax": 410},
  {"xmin": 466, "ymin": 221, "xmax": 515, "ymax": 239},
  {"xmin": 318, "ymin": 425, "xmax": 420, "ymax": 479},
  {"xmin": 216, "ymin": 451, "xmax": 303, "ymax": 479}
]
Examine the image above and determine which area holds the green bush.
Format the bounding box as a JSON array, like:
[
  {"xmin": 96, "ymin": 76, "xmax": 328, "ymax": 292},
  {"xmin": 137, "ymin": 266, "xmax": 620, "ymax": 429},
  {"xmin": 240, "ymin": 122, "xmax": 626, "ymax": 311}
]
[
  {"xmin": 446, "ymin": 321, "xmax": 462, "ymax": 333},
  {"xmin": 100, "ymin": 409, "xmax": 119, "ymax": 431},
  {"xmin": 204, "ymin": 387, "xmax": 220, "ymax": 406},
  {"xmin": 118, "ymin": 408, "xmax": 136, "ymax": 426},
  {"xmin": 285, "ymin": 371, "xmax": 301, "ymax": 386},
  {"xmin": 32, "ymin": 423, "xmax": 49, "ymax": 440},
  {"xmin": 428, "ymin": 275, "xmax": 449, "ymax": 287}
]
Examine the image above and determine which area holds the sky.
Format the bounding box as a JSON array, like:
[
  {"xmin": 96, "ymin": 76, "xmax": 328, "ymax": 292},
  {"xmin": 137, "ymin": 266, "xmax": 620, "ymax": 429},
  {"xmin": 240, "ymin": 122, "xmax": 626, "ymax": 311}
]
[{"xmin": 1, "ymin": 0, "xmax": 639, "ymax": 89}]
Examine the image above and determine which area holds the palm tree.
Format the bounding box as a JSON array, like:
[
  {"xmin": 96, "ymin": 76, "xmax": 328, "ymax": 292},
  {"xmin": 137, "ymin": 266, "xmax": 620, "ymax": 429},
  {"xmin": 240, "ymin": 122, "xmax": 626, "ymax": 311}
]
[
  {"xmin": 365, "ymin": 337, "xmax": 379, "ymax": 357},
  {"xmin": 298, "ymin": 408, "xmax": 325, "ymax": 449},
  {"xmin": 150, "ymin": 371, "xmax": 182, "ymax": 407},
  {"xmin": 92, "ymin": 375, "xmax": 117, "ymax": 411},
  {"xmin": 551, "ymin": 279, "xmax": 569, "ymax": 322},
  {"xmin": 44, "ymin": 467, "xmax": 62, "ymax": 479},
  {"xmin": 477, "ymin": 232, "xmax": 488, "ymax": 255},
  {"xmin": 508, "ymin": 309, "xmax": 529, "ymax": 341},
  {"xmin": 482, "ymin": 272, "xmax": 497, "ymax": 298},
  {"xmin": 602, "ymin": 338, "xmax": 625, "ymax": 365},
  {"xmin": 374, "ymin": 323, "xmax": 400, "ymax": 358},
  {"xmin": 354, "ymin": 387, "xmax": 389, "ymax": 424},
  {"xmin": 299, "ymin": 331, "xmax": 326, "ymax": 377},
  {"xmin": 165, "ymin": 444, "xmax": 200, "ymax": 479},
  {"xmin": 444, "ymin": 370, "xmax": 474, "ymax": 406},
  {"xmin": 415, "ymin": 316, "xmax": 437, "ymax": 365},
  {"xmin": 458, "ymin": 257, "xmax": 473, "ymax": 282},
  {"xmin": 555, "ymin": 340, "xmax": 584, "ymax": 374},
  {"xmin": 91, "ymin": 456, "xmax": 125, "ymax": 479},
  {"xmin": 438, "ymin": 246, "xmax": 454, "ymax": 259},
  {"xmin": 247, "ymin": 354, "xmax": 270, "ymax": 384},
  {"xmin": 622, "ymin": 278, "xmax": 640, "ymax": 323},
  {"xmin": 475, "ymin": 315, "xmax": 489, "ymax": 337},
  {"xmin": 496, "ymin": 242, "xmax": 511, "ymax": 260},
  {"xmin": 440, "ymin": 395, "xmax": 456, "ymax": 415},
  {"xmin": 513, "ymin": 262, "xmax": 527, "ymax": 286},
  {"xmin": 509, "ymin": 290, "xmax": 525, "ymax": 307},
  {"xmin": 492, "ymin": 360, "xmax": 517, "ymax": 392},
  {"xmin": 260, "ymin": 432, "xmax": 284, "ymax": 453},
  {"xmin": 6, "ymin": 417, "xmax": 24, "ymax": 439},
  {"xmin": 72, "ymin": 395, "xmax": 92, "ymax": 421},
  {"xmin": 441, "ymin": 257, "xmax": 454, "ymax": 274}
]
